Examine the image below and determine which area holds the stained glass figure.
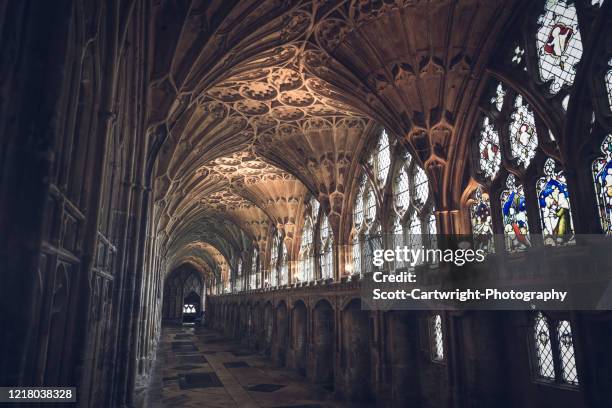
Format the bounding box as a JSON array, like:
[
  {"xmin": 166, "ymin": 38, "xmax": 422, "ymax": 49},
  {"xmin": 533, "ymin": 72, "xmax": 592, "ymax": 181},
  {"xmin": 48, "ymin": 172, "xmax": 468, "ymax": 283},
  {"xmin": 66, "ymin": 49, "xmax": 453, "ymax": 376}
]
[
  {"xmin": 537, "ymin": 158, "xmax": 574, "ymax": 245},
  {"xmin": 509, "ymin": 95, "xmax": 538, "ymax": 168},
  {"xmin": 534, "ymin": 312, "xmax": 556, "ymax": 380},
  {"xmin": 501, "ymin": 174, "xmax": 531, "ymax": 251},
  {"xmin": 557, "ymin": 320, "xmax": 579, "ymax": 385},
  {"xmin": 431, "ymin": 315, "xmax": 444, "ymax": 361},
  {"xmin": 470, "ymin": 187, "xmax": 495, "ymax": 253},
  {"xmin": 491, "ymin": 83, "xmax": 505, "ymax": 111},
  {"xmin": 478, "ymin": 116, "xmax": 502, "ymax": 179},
  {"xmin": 592, "ymin": 135, "xmax": 612, "ymax": 234},
  {"xmin": 536, "ymin": 0, "xmax": 583, "ymax": 94}
]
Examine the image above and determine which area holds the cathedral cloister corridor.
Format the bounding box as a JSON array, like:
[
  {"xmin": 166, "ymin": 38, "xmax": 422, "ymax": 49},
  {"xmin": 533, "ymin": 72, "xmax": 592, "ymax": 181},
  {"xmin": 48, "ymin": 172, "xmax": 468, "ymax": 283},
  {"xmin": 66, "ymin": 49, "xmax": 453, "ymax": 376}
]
[{"xmin": 2, "ymin": 0, "xmax": 612, "ymax": 407}]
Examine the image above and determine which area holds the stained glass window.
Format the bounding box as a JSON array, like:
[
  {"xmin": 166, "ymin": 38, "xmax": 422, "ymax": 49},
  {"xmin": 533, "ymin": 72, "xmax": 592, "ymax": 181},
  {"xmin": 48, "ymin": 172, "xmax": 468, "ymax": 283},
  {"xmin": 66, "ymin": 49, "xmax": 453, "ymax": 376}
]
[
  {"xmin": 320, "ymin": 214, "xmax": 333, "ymax": 279},
  {"xmin": 512, "ymin": 45, "xmax": 525, "ymax": 65},
  {"xmin": 431, "ymin": 315, "xmax": 444, "ymax": 361},
  {"xmin": 534, "ymin": 312, "xmax": 556, "ymax": 380},
  {"xmin": 377, "ymin": 130, "xmax": 391, "ymax": 185},
  {"xmin": 478, "ymin": 116, "xmax": 502, "ymax": 179},
  {"xmin": 470, "ymin": 187, "xmax": 495, "ymax": 253},
  {"xmin": 537, "ymin": 158, "xmax": 574, "ymax": 245},
  {"xmin": 557, "ymin": 320, "xmax": 579, "ymax": 385},
  {"xmin": 500, "ymin": 174, "xmax": 531, "ymax": 251},
  {"xmin": 299, "ymin": 218, "xmax": 314, "ymax": 282},
  {"xmin": 536, "ymin": 0, "xmax": 583, "ymax": 94},
  {"xmin": 280, "ymin": 241, "xmax": 288, "ymax": 285},
  {"xmin": 591, "ymin": 135, "xmax": 612, "ymax": 234},
  {"xmin": 491, "ymin": 83, "xmax": 505, "ymax": 111},
  {"xmin": 510, "ymin": 95, "xmax": 538, "ymax": 168}
]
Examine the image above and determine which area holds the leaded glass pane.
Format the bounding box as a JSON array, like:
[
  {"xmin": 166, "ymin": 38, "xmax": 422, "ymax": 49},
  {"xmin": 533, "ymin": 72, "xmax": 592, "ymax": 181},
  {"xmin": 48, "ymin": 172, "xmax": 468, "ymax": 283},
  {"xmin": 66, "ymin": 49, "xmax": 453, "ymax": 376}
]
[
  {"xmin": 470, "ymin": 187, "xmax": 495, "ymax": 253},
  {"xmin": 270, "ymin": 233, "xmax": 279, "ymax": 286},
  {"xmin": 536, "ymin": 158, "xmax": 575, "ymax": 245},
  {"xmin": 500, "ymin": 174, "xmax": 531, "ymax": 251},
  {"xmin": 591, "ymin": 135, "xmax": 612, "ymax": 234},
  {"xmin": 534, "ymin": 312, "xmax": 556, "ymax": 380},
  {"xmin": 557, "ymin": 320, "xmax": 579, "ymax": 385},
  {"xmin": 395, "ymin": 166, "xmax": 411, "ymax": 214},
  {"xmin": 366, "ymin": 187, "xmax": 377, "ymax": 223},
  {"xmin": 280, "ymin": 241, "xmax": 288, "ymax": 285},
  {"xmin": 311, "ymin": 197, "xmax": 320, "ymax": 219},
  {"xmin": 352, "ymin": 237, "xmax": 361, "ymax": 275},
  {"xmin": 431, "ymin": 315, "xmax": 444, "ymax": 361},
  {"xmin": 478, "ymin": 116, "xmax": 502, "ymax": 179},
  {"xmin": 354, "ymin": 180, "xmax": 365, "ymax": 229},
  {"xmin": 408, "ymin": 212, "xmax": 422, "ymax": 253},
  {"xmin": 377, "ymin": 130, "xmax": 391, "ymax": 185},
  {"xmin": 510, "ymin": 95, "xmax": 538, "ymax": 168},
  {"xmin": 299, "ymin": 219, "xmax": 313, "ymax": 282},
  {"xmin": 413, "ymin": 166, "xmax": 429, "ymax": 208},
  {"xmin": 536, "ymin": 0, "xmax": 583, "ymax": 94}
]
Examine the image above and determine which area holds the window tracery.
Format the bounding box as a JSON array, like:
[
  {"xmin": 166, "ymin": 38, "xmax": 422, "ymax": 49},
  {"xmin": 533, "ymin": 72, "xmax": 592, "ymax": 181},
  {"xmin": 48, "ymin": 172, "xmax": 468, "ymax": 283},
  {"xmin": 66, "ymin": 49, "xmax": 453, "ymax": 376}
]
[
  {"xmin": 478, "ymin": 116, "xmax": 502, "ymax": 180},
  {"xmin": 537, "ymin": 158, "xmax": 574, "ymax": 245},
  {"xmin": 280, "ymin": 240, "xmax": 288, "ymax": 285},
  {"xmin": 298, "ymin": 217, "xmax": 314, "ymax": 282},
  {"xmin": 509, "ymin": 94, "xmax": 538, "ymax": 169},
  {"xmin": 532, "ymin": 312, "xmax": 579, "ymax": 386},
  {"xmin": 269, "ymin": 231, "xmax": 280, "ymax": 287}
]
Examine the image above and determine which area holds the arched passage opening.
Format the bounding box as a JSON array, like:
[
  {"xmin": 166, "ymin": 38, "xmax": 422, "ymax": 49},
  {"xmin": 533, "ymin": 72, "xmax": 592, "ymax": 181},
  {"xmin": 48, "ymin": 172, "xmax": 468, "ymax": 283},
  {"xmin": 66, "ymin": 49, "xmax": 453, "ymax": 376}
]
[
  {"xmin": 291, "ymin": 301, "xmax": 308, "ymax": 375},
  {"xmin": 341, "ymin": 298, "xmax": 372, "ymax": 402},
  {"xmin": 313, "ymin": 299, "xmax": 335, "ymax": 390},
  {"xmin": 162, "ymin": 264, "xmax": 204, "ymax": 322},
  {"xmin": 274, "ymin": 301, "xmax": 289, "ymax": 367},
  {"xmin": 386, "ymin": 311, "xmax": 422, "ymax": 405},
  {"xmin": 263, "ymin": 302, "xmax": 274, "ymax": 355},
  {"xmin": 181, "ymin": 291, "xmax": 200, "ymax": 324}
]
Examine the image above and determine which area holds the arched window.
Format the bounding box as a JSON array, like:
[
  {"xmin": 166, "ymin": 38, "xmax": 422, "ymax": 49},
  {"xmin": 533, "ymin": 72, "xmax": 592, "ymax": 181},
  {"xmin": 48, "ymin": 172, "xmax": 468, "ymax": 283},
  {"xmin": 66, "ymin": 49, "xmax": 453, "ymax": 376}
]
[
  {"xmin": 250, "ymin": 248, "xmax": 258, "ymax": 289},
  {"xmin": 534, "ymin": 312, "xmax": 555, "ymax": 380},
  {"xmin": 501, "ymin": 174, "xmax": 531, "ymax": 251},
  {"xmin": 430, "ymin": 314, "xmax": 444, "ymax": 361},
  {"xmin": 391, "ymin": 150, "xmax": 436, "ymax": 258},
  {"xmin": 532, "ymin": 312, "xmax": 579, "ymax": 385},
  {"xmin": 269, "ymin": 232, "xmax": 279, "ymax": 287},
  {"xmin": 319, "ymin": 213, "xmax": 333, "ymax": 279},
  {"xmin": 470, "ymin": 80, "xmax": 575, "ymax": 252},
  {"xmin": 375, "ymin": 129, "xmax": 391, "ymax": 186},
  {"xmin": 537, "ymin": 158, "xmax": 574, "ymax": 244},
  {"xmin": 592, "ymin": 135, "xmax": 612, "ymax": 234},
  {"xmin": 351, "ymin": 178, "xmax": 366, "ymax": 275},
  {"xmin": 470, "ymin": 187, "xmax": 494, "ymax": 253},
  {"xmin": 299, "ymin": 217, "xmax": 314, "ymax": 282},
  {"xmin": 236, "ymin": 258, "xmax": 243, "ymax": 291},
  {"xmin": 280, "ymin": 240, "xmax": 288, "ymax": 286},
  {"xmin": 509, "ymin": 94, "xmax": 538, "ymax": 169},
  {"xmin": 536, "ymin": 0, "xmax": 583, "ymax": 94}
]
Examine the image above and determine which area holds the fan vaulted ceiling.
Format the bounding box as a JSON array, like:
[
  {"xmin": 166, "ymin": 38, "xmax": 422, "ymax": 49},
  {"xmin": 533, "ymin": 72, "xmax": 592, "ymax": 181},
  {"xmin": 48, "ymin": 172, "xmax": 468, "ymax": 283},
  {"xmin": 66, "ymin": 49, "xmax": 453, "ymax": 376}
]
[{"xmin": 148, "ymin": 0, "xmax": 518, "ymax": 275}]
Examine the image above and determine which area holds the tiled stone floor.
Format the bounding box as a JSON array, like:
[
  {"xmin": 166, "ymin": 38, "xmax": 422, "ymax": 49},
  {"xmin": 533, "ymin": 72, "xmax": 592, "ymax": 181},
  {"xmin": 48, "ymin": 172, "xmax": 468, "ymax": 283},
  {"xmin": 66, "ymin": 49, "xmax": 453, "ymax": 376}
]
[{"xmin": 141, "ymin": 324, "xmax": 349, "ymax": 408}]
